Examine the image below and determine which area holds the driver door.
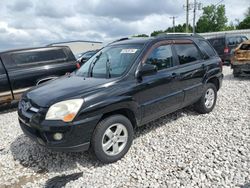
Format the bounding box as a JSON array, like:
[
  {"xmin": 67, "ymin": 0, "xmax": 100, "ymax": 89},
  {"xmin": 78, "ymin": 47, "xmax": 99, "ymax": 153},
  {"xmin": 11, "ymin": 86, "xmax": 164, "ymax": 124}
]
[{"xmin": 135, "ymin": 41, "xmax": 184, "ymax": 124}]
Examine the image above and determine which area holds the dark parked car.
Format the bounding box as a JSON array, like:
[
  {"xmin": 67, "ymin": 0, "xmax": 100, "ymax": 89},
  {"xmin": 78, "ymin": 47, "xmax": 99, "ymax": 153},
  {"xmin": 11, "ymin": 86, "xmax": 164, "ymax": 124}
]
[
  {"xmin": 76, "ymin": 50, "xmax": 99, "ymax": 67},
  {"xmin": 0, "ymin": 46, "xmax": 76, "ymax": 106},
  {"xmin": 208, "ymin": 35, "xmax": 248, "ymax": 65},
  {"xmin": 18, "ymin": 34, "xmax": 223, "ymax": 163}
]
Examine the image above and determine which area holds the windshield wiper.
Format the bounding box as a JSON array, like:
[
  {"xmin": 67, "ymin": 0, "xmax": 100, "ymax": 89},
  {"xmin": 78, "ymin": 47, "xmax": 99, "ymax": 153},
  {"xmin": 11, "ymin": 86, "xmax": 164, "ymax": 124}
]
[
  {"xmin": 89, "ymin": 52, "xmax": 102, "ymax": 77},
  {"xmin": 106, "ymin": 57, "xmax": 111, "ymax": 78}
]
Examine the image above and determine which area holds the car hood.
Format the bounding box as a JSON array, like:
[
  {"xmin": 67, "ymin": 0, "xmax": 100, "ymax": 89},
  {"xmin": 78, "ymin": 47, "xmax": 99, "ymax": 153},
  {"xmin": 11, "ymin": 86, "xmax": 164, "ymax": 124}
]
[{"xmin": 26, "ymin": 75, "xmax": 114, "ymax": 107}]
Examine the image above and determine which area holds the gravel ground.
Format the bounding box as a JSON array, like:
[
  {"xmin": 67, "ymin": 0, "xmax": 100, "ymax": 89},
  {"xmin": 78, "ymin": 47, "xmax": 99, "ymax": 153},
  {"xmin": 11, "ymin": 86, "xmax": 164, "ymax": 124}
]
[{"xmin": 0, "ymin": 66, "xmax": 249, "ymax": 188}]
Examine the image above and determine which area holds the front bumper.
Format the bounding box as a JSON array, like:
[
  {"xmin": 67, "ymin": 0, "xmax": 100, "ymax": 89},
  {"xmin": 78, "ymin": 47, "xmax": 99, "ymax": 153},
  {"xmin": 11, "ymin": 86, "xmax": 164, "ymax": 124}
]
[
  {"xmin": 232, "ymin": 63, "xmax": 250, "ymax": 76},
  {"xmin": 18, "ymin": 101, "xmax": 101, "ymax": 152}
]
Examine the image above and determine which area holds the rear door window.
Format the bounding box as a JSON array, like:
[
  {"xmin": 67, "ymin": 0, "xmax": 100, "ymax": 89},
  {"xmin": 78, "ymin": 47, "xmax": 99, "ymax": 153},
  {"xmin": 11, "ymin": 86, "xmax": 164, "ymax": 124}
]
[
  {"xmin": 12, "ymin": 49, "xmax": 67, "ymax": 65},
  {"xmin": 174, "ymin": 43, "xmax": 202, "ymax": 65}
]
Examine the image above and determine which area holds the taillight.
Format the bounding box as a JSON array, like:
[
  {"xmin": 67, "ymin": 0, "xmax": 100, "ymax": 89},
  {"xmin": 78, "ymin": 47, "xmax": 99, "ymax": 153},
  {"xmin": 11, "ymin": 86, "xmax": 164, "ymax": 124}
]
[
  {"xmin": 76, "ymin": 62, "xmax": 81, "ymax": 69},
  {"xmin": 224, "ymin": 47, "xmax": 229, "ymax": 53}
]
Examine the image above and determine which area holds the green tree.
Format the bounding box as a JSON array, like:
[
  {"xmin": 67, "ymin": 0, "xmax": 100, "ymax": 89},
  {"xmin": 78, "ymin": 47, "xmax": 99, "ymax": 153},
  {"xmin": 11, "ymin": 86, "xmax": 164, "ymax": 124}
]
[
  {"xmin": 133, "ymin": 34, "xmax": 149, "ymax": 37},
  {"xmin": 150, "ymin": 30, "xmax": 164, "ymax": 37},
  {"xmin": 237, "ymin": 7, "xmax": 250, "ymax": 29},
  {"xmin": 237, "ymin": 17, "xmax": 250, "ymax": 29},
  {"xmin": 196, "ymin": 5, "xmax": 228, "ymax": 33},
  {"xmin": 165, "ymin": 23, "xmax": 192, "ymax": 33}
]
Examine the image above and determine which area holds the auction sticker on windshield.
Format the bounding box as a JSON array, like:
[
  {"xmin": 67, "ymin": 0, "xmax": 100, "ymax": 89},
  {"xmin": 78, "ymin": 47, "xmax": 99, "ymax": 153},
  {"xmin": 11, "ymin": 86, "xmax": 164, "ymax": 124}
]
[{"xmin": 121, "ymin": 49, "xmax": 138, "ymax": 54}]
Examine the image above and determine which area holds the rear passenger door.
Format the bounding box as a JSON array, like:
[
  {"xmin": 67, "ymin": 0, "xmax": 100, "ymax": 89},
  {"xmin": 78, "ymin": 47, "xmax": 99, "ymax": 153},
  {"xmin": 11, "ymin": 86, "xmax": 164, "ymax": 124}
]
[
  {"xmin": 136, "ymin": 41, "xmax": 184, "ymax": 123},
  {"xmin": 172, "ymin": 40, "xmax": 207, "ymax": 107}
]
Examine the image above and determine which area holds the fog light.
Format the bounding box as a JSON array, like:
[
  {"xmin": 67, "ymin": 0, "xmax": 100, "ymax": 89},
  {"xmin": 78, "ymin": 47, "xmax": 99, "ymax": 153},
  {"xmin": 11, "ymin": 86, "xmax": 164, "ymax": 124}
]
[{"xmin": 53, "ymin": 133, "xmax": 63, "ymax": 141}]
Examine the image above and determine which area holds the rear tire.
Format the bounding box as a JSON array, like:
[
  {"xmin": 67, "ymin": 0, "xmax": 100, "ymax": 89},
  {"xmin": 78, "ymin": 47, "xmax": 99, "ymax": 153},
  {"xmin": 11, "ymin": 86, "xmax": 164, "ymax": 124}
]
[
  {"xmin": 194, "ymin": 83, "xmax": 217, "ymax": 114},
  {"xmin": 233, "ymin": 69, "xmax": 240, "ymax": 77},
  {"xmin": 91, "ymin": 115, "xmax": 134, "ymax": 163}
]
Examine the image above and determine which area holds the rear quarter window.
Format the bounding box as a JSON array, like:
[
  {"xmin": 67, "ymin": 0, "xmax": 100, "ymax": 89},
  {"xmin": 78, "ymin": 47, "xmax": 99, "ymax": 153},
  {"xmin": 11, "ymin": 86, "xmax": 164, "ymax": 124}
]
[
  {"xmin": 11, "ymin": 49, "xmax": 67, "ymax": 65},
  {"xmin": 199, "ymin": 40, "xmax": 217, "ymax": 57}
]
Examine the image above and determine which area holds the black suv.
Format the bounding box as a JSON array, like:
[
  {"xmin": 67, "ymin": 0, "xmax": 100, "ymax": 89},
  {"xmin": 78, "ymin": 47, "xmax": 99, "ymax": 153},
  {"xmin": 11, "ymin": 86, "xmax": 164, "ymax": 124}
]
[{"xmin": 18, "ymin": 34, "xmax": 223, "ymax": 163}]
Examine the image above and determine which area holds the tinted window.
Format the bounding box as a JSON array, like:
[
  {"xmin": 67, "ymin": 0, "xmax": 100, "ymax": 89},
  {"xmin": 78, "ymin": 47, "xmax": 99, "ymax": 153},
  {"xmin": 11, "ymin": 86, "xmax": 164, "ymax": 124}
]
[
  {"xmin": 199, "ymin": 40, "xmax": 216, "ymax": 57},
  {"xmin": 227, "ymin": 36, "xmax": 242, "ymax": 46},
  {"xmin": 242, "ymin": 36, "xmax": 248, "ymax": 41},
  {"xmin": 146, "ymin": 45, "xmax": 173, "ymax": 70},
  {"xmin": 208, "ymin": 38, "xmax": 224, "ymax": 46},
  {"xmin": 240, "ymin": 44, "xmax": 250, "ymax": 50},
  {"xmin": 174, "ymin": 44, "xmax": 202, "ymax": 65},
  {"xmin": 12, "ymin": 49, "xmax": 67, "ymax": 65}
]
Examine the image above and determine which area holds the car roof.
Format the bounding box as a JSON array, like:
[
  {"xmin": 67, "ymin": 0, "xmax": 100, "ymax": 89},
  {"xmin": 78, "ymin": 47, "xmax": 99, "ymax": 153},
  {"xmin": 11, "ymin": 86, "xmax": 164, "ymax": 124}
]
[
  {"xmin": 208, "ymin": 35, "xmax": 246, "ymax": 40},
  {"xmin": 0, "ymin": 46, "xmax": 69, "ymax": 55},
  {"xmin": 110, "ymin": 33, "xmax": 204, "ymax": 46}
]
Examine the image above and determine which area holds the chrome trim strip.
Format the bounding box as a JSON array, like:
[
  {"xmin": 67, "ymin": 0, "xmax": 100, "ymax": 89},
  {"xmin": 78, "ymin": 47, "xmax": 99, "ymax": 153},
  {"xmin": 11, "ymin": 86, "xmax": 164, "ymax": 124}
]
[
  {"xmin": 0, "ymin": 91, "xmax": 12, "ymax": 97},
  {"xmin": 13, "ymin": 87, "xmax": 30, "ymax": 94}
]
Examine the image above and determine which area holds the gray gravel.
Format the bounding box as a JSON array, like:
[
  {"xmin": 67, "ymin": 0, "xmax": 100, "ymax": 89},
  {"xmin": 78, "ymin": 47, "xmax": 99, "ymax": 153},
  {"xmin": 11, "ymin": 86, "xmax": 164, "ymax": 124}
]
[{"xmin": 0, "ymin": 66, "xmax": 249, "ymax": 188}]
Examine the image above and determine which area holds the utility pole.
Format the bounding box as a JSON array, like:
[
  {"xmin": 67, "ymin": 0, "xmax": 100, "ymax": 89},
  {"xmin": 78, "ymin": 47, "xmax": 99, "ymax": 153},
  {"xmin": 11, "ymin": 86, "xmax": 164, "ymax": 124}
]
[
  {"xmin": 192, "ymin": 0, "xmax": 202, "ymax": 34},
  {"xmin": 185, "ymin": 0, "xmax": 190, "ymax": 33},
  {"xmin": 193, "ymin": 0, "xmax": 196, "ymax": 34},
  {"xmin": 169, "ymin": 16, "xmax": 177, "ymax": 33}
]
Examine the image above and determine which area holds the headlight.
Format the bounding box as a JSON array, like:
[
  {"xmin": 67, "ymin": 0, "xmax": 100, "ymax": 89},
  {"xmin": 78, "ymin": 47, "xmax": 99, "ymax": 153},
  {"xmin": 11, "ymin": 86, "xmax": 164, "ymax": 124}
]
[{"xmin": 45, "ymin": 99, "xmax": 84, "ymax": 122}]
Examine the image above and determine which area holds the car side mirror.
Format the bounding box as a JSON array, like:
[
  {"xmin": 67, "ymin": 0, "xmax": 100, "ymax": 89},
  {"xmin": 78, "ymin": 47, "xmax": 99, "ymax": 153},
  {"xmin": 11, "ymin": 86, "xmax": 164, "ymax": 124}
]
[
  {"xmin": 81, "ymin": 58, "xmax": 87, "ymax": 64},
  {"xmin": 136, "ymin": 63, "xmax": 157, "ymax": 79}
]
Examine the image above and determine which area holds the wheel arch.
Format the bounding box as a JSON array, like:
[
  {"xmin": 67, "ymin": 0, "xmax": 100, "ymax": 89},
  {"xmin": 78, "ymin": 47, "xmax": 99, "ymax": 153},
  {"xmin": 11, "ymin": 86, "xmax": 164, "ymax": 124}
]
[{"xmin": 206, "ymin": 77, "xmax": 220, "ymax": 91}]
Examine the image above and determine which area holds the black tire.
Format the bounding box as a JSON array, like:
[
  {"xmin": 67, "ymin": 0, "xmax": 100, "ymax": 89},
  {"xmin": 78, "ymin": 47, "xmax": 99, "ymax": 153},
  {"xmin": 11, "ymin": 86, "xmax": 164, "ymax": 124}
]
[
  {"xmin": 91, "ymin": 115, "xmax": 134, "ymax": 163},
  {"xmin": 233, "ymin": 73, "xmax": 239, "ymax": 78},
  {"xmin": 194, "ymin": 83, "xmax": 217, "ymax": 114},
  {"xmin": 233, "ymin": 69, "xmax": 240, "ymax": 77}
]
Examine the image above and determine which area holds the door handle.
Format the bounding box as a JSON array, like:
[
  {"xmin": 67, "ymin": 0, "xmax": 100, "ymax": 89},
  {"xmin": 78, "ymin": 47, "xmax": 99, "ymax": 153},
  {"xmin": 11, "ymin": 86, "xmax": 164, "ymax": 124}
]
[
  {"xmin": 201, "ymin": 64, "xmax": 205, "ymax": 69},
  {"xmin": 171, "ymin": 72, "xmax": 179, "ymax": 79}
]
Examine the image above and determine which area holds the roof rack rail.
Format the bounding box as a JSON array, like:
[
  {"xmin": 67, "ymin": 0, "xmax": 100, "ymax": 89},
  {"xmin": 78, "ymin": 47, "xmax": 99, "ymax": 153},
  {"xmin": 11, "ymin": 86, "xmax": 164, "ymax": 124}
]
[
  {"xmin": 108, "ymin": 37, "xmax": 130, "ymax": 45},
  {"xmin": 156, "ymin": 33, "xmax": 204, "ymax": 38}
]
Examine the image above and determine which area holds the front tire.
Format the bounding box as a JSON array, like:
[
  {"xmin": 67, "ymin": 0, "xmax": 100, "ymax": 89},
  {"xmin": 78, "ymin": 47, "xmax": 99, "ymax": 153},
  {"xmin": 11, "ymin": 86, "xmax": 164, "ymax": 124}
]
[
  {"xmin": 91, "ymin": 115, "xmax": 134, "ymax": 163},
  {"xmin": 194, "ymin": 83, "xmax": 217, "ymax": 114}
]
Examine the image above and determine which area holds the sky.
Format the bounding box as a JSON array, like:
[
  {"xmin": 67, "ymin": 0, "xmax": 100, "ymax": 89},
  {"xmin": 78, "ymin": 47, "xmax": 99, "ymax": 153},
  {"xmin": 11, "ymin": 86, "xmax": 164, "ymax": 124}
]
[{"xmin": 0, "ymin": 0, "xmax": 249, "ymax": 51}]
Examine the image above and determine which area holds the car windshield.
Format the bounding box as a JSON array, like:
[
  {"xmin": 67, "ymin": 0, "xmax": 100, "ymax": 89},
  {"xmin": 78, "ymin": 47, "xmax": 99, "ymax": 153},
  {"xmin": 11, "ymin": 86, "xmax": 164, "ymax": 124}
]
[{"xmin": 76, "ymin": 44, "xmax": 142, "ymax": 78}]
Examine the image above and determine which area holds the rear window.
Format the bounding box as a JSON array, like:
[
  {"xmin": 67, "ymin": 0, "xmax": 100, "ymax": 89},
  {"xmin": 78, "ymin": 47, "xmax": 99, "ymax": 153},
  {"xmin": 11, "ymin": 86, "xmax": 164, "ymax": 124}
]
[
  {"xmin": 199, "ymin": 40, "xmax": 217, "ymax": 57},
  {"xmin": 227, "ymin": 36, "xmax": 242, "ymax": 46},
  {"xmin": 240, "ymin": 44, "xmax": 250, "ymax": 50},
  {"xmin": 12, "ymin": 49, "xmax": 67, "ymax": 65},
  {"xmin": 242, "ymin": 36, "xmax": 248, "ymax": 41}
]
